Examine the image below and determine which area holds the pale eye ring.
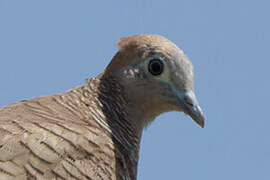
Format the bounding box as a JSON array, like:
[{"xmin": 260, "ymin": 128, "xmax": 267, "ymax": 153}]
[{"xmin": 148, "ymin": 59, "xmax": 164, "ymax": 76}]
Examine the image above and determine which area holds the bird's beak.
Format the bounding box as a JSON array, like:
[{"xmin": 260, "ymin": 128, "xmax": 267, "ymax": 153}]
[{"xmin": 174, "ymin": 89, "xmax": 205, "ymax": 128}]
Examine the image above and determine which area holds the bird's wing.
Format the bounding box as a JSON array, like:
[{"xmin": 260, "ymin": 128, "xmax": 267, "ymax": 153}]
[{"xmin": 0, "ymin": 94, "xmax": 114, "ymax": 180}]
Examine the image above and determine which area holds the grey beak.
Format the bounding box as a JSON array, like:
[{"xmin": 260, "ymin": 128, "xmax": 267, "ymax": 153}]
[{"xmin": 175, "ymin": 90, "xmax": 205, "ymax": 128}]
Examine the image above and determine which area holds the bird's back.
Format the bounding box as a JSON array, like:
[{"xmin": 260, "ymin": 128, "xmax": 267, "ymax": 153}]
[{"xmin": 0, "ymin": 78, "xmax": 137, "ymax": 180}]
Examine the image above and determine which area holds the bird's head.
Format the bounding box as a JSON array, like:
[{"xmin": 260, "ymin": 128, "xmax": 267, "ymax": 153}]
[{"xmin": 103, "ymin": 34, "xmax": 204, "ymax": 128}]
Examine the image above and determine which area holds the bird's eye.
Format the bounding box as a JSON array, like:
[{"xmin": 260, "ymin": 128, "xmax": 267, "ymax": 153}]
[{"xmin": 148, "ymin": 59, "xmax": 164, "ymax": 76}]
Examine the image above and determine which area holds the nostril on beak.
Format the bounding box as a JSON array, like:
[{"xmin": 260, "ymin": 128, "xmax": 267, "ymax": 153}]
[{"xmin": 184, "ymin": 96, "xmax": 194, "ymax": 107}]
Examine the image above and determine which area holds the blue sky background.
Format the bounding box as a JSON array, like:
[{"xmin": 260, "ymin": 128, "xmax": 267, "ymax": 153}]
[{"xmin": 0, "ymin": 0, "xmax": 269, "ymax": 179}]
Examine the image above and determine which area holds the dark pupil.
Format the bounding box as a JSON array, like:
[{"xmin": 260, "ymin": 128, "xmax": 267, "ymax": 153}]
[{"xmin": 149, "ymin": 59, "xmax": 163, "ymax": 75}]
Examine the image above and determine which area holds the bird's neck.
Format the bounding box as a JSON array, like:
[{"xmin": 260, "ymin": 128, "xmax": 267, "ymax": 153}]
[
  {"xmin": 83, "ymin": 76, "xmax": 144, "ymax": 150},
  {"xmin": 96, "ymin": 76, "xmax": 153, "ymax": 135},
  {"xmin": 85, "ymin": 76, "xmax": 146, "ymax": 179}
]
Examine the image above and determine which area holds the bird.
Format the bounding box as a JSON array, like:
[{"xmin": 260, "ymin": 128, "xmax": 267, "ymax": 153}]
[{"xmin": 0, "ymin": 34, "xmax": 204, "ymax": 180}]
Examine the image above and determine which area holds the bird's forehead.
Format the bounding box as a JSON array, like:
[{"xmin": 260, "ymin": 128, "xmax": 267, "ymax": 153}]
[{"xmin": 170, "ymin": 53, "xmax": 194, "ymax": 91}]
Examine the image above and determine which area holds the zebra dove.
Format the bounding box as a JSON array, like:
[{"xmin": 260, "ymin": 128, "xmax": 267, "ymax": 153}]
[{"xmin": 0, "ymin": 34, "xmax": 204, "ymax": 180}]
